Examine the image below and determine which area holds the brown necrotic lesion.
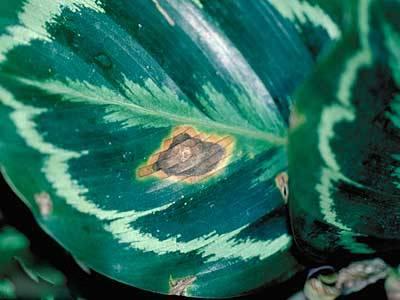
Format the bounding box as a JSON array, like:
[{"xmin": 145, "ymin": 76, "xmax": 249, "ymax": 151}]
[
  {"xmin": 137, "ymin": 126, "xmax": 234, "ymax": 183},
  {"xmin": 275, "ymin": 172, "xmax": 289, "ymax": 203}
]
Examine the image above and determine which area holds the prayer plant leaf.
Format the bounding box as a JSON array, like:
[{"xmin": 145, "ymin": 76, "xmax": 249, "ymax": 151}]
[
  {"xmin": 289, "ymin": 0, "xmax": 400, "ymax": 259},
  {"xmin": 0, "ymin": 0, "xmax": 341, "ymax": 297}
]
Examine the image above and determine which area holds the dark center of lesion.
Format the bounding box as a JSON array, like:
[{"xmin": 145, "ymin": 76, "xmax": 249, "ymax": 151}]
[{"xmin": 154, "ymin": 133, "xmax": 225, "ymax": 177}]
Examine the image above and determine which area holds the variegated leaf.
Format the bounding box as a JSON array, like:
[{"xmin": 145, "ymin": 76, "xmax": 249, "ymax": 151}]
[
  {"xmin": 289, "ymin": 0, "xmax": 400, "ymax": 258},
  {"xmin": 0, "ymin": 0, "xmax": 340, "ymax": 297}
]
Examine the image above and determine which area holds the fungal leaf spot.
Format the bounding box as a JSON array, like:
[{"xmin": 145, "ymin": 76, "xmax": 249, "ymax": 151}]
[
  {"xmin": 275, "ymin": 172, "xmax": 289, "ymax": 203},
  {"xmin": 289, "ymin": 107, "xmax": 306, "ymax": 130},
  {"xmin": 169, "ymin": 275, "xmax": 197, "ymax": 296},
  {"xmin": 137, "ymin": 126, "xmax": 234, "ymax": 183},
  {"xmin": 34, "ymin": 192, "xmax": 53, "ymax": 217}
]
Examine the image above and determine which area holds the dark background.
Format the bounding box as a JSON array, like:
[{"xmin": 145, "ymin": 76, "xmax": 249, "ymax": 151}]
[{"xmin": 0, "ymin": 175, "xmax": 388, "ymax": 299}]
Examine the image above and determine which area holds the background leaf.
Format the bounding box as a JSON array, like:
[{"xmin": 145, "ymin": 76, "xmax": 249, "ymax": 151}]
[
  {"xmin": 0, "ymin": 225, "xmax": 70, "ymax": 299},
  {"xmin": 288, "ymin": 0, "xmax": 400, "ymax": 259}
]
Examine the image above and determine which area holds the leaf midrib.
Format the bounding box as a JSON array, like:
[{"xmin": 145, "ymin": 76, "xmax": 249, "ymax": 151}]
[{"xmin": 16, "ymin": 76, "xmax": 287, "ymax": 145}]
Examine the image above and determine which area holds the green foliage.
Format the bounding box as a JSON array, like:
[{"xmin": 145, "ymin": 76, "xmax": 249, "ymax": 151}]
[
  {"xmin": 0, "ymin": 227, "xmax": 29, "ymax": 268},
  {"xmin": 0, "ymin": 0, "xmax": 341, "ymax": 297},
  {"xmin": 0, "ymin": 226, "xmax": 68, "ymax": 299},
  {"xmin": 289, "ymin": 0, "xmax": 400, "ymax": 258},
  {"xmin": 2, "ymin": 0, "xmax": 399, "ymax": 298}
]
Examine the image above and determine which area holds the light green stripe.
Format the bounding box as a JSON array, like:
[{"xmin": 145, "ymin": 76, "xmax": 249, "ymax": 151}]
[
  {"xmin": 108, "ymin": 214, "xmax": 291, "ymax": 262},
  {"xmin": 316, "ymin": 0, "xmax": 374, "ymax": 252},
  {"xmin": 268, "ymin": 0, "xmax": 341, "ymax": 40},
  {"xmin": 317, "ymin": 106, "xmax": 353, "ymax": 231},
  {"xmin": 337, "ymin": 0, "xmax": 372, "ymax": 106},
  {"xmin": 0, "ymin": 0, "xmax": 104, "ymax": 62}
]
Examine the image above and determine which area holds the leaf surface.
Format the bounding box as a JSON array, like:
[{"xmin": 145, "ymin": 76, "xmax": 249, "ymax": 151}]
[
  {"xmin": 289, "ymin": 0, "xmax": 400, "ymax": 258},
  {"xmin": 0, "ymin": 0, "xmax": 340, "ymax": 296}
]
